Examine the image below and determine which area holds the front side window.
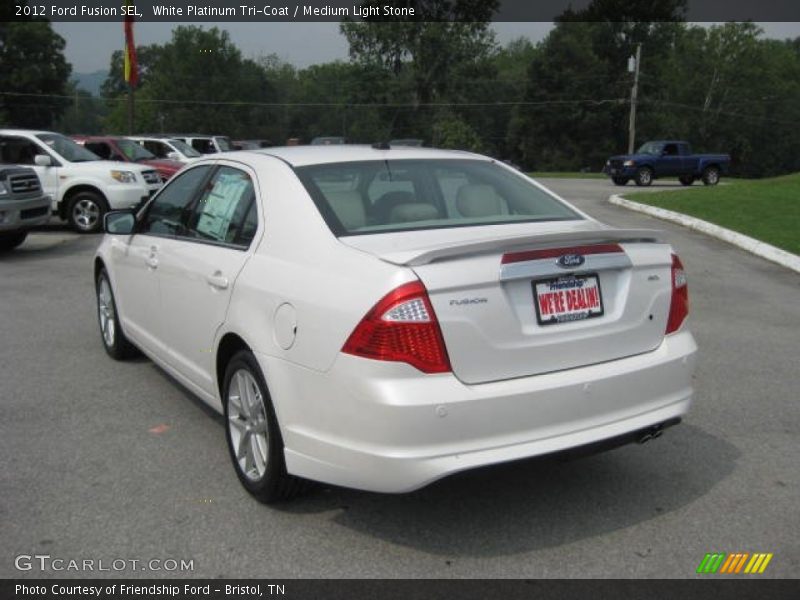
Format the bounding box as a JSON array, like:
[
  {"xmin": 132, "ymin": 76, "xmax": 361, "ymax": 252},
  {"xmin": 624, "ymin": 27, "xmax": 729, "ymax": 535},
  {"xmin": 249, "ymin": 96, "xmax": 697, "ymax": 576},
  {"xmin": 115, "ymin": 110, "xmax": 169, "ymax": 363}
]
[
  {"xmin": 296, "ymin": 159, "xmax": 581, "ymax": 236},
  {"xmin": 140, "ymin": 165, "xmax": 212, "ymax": 236}
]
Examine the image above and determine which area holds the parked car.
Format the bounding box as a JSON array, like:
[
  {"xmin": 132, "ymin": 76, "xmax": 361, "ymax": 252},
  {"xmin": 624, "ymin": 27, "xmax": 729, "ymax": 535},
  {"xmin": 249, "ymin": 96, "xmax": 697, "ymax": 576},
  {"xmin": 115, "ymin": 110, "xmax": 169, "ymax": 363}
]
[
  {"xmin": 232, "ymin": 139, "xmax": 272, "ymax": 151},
  {"xmin": 95, "ymin": 145, "xmax": 696, "ymax": 502},
  {"xmin": 310, "ymin": 136, "xmax": 345, "ymax": 145},
  {"xmin": 604, "ymin": 140, "xmax": 730, "ymax": 186},
  {"xmin": 389, "ymin": 138, "xmax": 424, "ymax": 147},
  {"xmin": 127, "ymin": 136, "xmax": 202, "ymax": 164},
  {"xmin": 168, "ymin": 134, "xmax": 232, "ymax": 154},
  {"xmin": 73, "ymin": 135, "xmax": 183, "ymax": 182},
  {"xmin": 0, "ymin": 130, "xmax": 161, "ymax": 233},
  {"xmin": 0, "ymin": 166, "xmax": 51, "ymax": 251}
]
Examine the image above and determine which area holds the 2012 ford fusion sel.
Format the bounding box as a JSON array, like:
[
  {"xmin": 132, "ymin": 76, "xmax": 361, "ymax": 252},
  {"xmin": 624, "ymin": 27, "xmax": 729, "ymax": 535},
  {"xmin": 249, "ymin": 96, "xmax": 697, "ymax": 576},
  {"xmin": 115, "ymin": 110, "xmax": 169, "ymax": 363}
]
[{"xmin": 94, "ymin": 145, "xmax": 697, "ymax": 502}]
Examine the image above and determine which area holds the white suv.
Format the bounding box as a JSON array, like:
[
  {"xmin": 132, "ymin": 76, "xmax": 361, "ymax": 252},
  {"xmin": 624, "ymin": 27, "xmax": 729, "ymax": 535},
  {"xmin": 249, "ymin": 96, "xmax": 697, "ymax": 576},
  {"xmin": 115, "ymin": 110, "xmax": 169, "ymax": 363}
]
[
  {"xmin": 127, "ymin": 136, "xmax": 203, "ymax": 164},
  {"xmin": 0, "ymin": 130, "xmax": 162, "ymax": 233}
]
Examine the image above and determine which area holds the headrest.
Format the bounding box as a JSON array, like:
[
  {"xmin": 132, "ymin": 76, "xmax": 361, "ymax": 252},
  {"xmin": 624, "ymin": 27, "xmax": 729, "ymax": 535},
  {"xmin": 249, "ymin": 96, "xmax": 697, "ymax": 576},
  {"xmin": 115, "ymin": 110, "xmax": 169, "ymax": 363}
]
[
  {"xmin": 456, "ymin": 184, "xmax": 503, "ymax": 217},
  {"xmin": 389, "ymin": 202, "xmax": 439, "ymax": 223},
  {"xmin": 326, "ymin": 190, "xmax": 366, "ymax": 230}
]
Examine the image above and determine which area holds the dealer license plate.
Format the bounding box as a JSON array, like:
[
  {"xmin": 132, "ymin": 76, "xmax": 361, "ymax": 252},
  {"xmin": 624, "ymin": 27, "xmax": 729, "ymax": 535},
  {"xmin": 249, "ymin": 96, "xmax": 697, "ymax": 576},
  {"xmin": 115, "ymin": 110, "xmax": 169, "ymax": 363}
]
[{"xmin": 533, "ymin": 274, "xmax": 604, "ymax": 326}]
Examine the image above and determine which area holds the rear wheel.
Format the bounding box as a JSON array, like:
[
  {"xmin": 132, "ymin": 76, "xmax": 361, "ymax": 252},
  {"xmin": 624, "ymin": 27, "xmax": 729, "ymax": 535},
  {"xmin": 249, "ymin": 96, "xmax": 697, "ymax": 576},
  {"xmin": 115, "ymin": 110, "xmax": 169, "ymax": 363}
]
[
  {"xmin": 223, "ymin": 351, "xmax": 309, "ymax": 503},
  {"xmin": 634, "ymin": 167, "xmax": 653, "ymax": 187},
  {"xmin": 96, "ymin": 269, "xmax": 138, "ymax": 359},
  {"xmin": 68, "ymin": 191, "xmax": 108, "ymax": 233},
  {"xmin": 702, "ymin": 166, "xmax": 720, "ymax": 186},
  {"xmin": 612, "ymin": 176, "xmax": 629, "ymax": 186},
  {"xmin": 679, "ymin": 175, "xmax": 695, "ymax": 186},
  {"xmin": 0, "ymin": 231, "xmax": 28, "ymax": 251}
]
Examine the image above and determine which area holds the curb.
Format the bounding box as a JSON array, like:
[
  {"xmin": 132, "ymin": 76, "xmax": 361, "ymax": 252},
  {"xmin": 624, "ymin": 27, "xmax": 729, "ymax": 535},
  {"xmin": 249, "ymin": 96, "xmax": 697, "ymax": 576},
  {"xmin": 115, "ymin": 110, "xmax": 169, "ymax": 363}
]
[{"xmin": 608, "ymin": 194, "xmax": 800, "ymax": 275}]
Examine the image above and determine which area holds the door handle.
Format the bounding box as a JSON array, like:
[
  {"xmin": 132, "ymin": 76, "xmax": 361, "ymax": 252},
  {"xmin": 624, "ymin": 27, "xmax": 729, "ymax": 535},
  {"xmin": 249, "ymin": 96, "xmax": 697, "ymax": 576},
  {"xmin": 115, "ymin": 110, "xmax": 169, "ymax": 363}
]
[
  {"xmin": 145, "ymin": 246, "xmax": 158, "ymax": 269},
  {"xmin": 206, "ymin": 271, "xmax": 229, "ymax": 290}
]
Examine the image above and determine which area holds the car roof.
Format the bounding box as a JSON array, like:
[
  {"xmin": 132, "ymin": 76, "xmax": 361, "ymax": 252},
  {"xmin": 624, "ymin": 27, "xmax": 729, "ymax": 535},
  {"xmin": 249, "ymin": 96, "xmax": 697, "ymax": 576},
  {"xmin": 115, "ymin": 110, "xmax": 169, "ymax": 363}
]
[
  {"xmin": 243, "ymin": 145, "xmax": 487, "ymax": 167},
  {"xmin": 0, "ymin": 129, "xmax": 61, "ymax": 137}
]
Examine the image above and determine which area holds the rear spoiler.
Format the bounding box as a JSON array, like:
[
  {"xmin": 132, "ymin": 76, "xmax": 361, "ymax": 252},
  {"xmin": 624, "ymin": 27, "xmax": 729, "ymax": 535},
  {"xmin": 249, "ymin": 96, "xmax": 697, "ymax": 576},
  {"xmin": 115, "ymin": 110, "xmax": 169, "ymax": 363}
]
[{"xmin": 375, "ymin": 228, "xmax": 663, "ymax": 266}]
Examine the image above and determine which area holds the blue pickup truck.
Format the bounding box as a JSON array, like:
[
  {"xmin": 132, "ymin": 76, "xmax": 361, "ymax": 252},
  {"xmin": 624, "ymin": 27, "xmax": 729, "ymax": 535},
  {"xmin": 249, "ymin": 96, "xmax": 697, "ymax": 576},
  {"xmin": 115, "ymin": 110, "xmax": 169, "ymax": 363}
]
[{"xmin": 604, "ymin": 140, "xmax": 730, "ymax": 187}]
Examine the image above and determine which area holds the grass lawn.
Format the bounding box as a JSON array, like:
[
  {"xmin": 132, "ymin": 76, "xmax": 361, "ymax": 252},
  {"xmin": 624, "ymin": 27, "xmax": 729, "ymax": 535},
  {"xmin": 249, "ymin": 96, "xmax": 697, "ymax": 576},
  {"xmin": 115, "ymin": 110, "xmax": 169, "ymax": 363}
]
[
  {"xmin": 625, "ymin": 173, "xmax": 800, "ymax": 255},
  {"xmin": 528, "ymin": 171, "xmax": 607, "ymax": 179}
]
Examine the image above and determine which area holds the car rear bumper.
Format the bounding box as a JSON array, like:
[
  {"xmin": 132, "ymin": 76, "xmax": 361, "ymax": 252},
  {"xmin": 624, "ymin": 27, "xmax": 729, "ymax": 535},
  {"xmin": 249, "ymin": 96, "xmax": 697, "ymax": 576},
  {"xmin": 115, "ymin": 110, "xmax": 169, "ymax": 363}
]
[
  {"xmin": 260, "ymin": 330, "xmax": 697, "ymax": 493},
  {"xmin": 0, "ymin": 194, "xmax": 52, "ymax": 231}
]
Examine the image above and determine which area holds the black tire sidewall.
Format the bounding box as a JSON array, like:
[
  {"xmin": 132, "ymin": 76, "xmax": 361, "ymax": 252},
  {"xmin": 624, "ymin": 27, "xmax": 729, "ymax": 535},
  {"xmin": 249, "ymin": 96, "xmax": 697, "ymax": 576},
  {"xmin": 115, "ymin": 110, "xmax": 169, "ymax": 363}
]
[
  {"xmin": 68, "ymin": 192, "xmax": 108, "ymax": 233},
  {"xmin": 222, "ymin": 350, "xmax": 288, "ymax": 500},
  {"xmin": 0, "ymin": 231, "xmax": 28, "ymax": 251}
]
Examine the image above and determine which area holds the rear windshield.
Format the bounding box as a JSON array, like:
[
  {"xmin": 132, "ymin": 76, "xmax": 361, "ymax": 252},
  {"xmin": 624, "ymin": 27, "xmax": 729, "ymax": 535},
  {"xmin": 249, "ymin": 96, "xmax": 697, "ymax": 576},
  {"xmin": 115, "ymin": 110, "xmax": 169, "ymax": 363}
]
[{"xmin": 296, "ymin": 159, "xmax": 581, "ymax": 236}]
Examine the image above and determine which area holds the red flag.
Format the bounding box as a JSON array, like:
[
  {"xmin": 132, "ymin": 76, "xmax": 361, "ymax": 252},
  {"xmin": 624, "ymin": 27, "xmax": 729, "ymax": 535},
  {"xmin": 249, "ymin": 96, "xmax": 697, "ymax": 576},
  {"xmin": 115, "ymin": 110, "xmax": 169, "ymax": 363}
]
[{"xmin": 123, "ymin": 2, "xmax": 138, "ymax": 88}]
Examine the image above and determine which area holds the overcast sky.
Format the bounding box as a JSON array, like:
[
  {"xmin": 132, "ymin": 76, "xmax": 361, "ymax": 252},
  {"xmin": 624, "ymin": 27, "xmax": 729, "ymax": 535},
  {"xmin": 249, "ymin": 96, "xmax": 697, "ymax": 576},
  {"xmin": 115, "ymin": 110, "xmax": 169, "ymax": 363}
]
[{"xmin": 52, "ymin": 21, "xmax": 800, "ymax": 74}]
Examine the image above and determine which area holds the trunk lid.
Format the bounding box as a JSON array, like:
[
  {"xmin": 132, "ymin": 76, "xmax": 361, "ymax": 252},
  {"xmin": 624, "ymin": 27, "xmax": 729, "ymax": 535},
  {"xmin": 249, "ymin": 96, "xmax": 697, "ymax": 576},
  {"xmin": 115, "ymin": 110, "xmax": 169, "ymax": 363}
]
[{"xmin": 341, "ymin": 223, "xmax": 675, "ymax": 384}]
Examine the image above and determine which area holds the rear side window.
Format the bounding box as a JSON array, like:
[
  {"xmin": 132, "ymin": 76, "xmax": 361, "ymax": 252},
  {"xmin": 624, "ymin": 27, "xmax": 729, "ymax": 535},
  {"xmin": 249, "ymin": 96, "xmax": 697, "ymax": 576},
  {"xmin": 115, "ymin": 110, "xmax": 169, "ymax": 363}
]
[
  {"xmin": 296, "ymin": 159, "xmax": 581, "ymax": 236},
  {"xmin": 142, "ymin": 141, "xmax": 168, "ymax": 158},
  {"xmin": 84, "ymin": 142, "xmax": 112, "ymax": 160},
  {"xmin": 0, "ymin": 136, "xmax": 41, "ymax": 165}
]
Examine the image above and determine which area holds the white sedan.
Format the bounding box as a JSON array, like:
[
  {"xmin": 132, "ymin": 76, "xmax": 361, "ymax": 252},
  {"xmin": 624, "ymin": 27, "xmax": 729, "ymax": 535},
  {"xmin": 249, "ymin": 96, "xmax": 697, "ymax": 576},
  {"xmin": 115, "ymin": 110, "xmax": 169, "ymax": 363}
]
[{"xmin": 94, "ymin": 145, "xmax": 697, "ymax": 502}]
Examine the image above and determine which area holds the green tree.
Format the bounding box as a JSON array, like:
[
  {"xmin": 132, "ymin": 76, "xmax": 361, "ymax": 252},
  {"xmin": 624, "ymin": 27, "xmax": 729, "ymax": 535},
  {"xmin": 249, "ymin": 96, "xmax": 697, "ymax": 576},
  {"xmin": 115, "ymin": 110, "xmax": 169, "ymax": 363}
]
[
  {"xmin": 0, "ymin": 3, "xmax": 72, "ymax": 128},
  {"xmin": 103, "ymin": 26, "xmax": 275, "ymax": 136}
]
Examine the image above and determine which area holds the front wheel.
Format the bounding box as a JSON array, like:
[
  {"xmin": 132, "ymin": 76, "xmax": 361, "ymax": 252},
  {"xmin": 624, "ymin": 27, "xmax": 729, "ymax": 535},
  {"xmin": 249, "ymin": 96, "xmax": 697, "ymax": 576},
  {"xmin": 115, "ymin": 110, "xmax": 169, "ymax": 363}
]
[
  {"xmin": 0, "ymin": 231, "xmax": 28, "ymax": 251},
  {"xmin": 612, "ymin": 176, "xmax": 629, "ymax": 186},
  {"xmin": 634, "ymin": 167, "xmax": 653, "ymax": 187},
  {"xmin": 68, "ymin": 191, "xmax": 108, "ymax": 233},
  {"xmin": 702, "ymin": 166, "xmax": 720, "ymax": 186},
  {"xmin": 223, "ymin": 351, "xmax": 309, "ymax": 503},
  {"xmin": 679, "ymin": 175, "xmax": 695, "ymax": 186},
  {"xmin": 96, "ymin": 269, "xmax": 138, "ymax": 360}
]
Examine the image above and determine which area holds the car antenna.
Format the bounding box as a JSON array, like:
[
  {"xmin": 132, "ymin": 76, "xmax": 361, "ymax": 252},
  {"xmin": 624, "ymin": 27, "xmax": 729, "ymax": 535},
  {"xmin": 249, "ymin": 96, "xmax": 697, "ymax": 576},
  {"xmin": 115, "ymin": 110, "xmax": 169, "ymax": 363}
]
[{"xmin": 372, "ymin": 141, "xmax": 390, "ymax": 150}]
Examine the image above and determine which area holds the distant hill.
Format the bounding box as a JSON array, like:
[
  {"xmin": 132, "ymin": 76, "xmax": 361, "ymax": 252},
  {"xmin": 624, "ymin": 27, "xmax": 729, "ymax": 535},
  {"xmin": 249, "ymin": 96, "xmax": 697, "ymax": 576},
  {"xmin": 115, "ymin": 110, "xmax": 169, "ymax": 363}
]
[{"xmin": 73, "ymin": 70, "xmax": 108, "ymax": 97}]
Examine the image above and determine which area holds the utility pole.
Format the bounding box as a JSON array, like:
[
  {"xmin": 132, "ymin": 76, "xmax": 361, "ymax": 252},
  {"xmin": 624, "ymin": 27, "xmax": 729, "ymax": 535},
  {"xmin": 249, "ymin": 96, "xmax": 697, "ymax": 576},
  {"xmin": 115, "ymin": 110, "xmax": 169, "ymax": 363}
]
[{"xmin": 628, "ymin": 43, "xmax": 641, "ymax": 154}]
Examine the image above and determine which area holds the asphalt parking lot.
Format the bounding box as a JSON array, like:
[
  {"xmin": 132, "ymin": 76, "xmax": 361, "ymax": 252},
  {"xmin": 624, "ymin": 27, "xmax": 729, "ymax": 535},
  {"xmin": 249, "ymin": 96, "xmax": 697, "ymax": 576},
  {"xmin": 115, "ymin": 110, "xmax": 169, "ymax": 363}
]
[{"xmin": 1, "ymin": 178, "xmax": 798, "ymax": 579}]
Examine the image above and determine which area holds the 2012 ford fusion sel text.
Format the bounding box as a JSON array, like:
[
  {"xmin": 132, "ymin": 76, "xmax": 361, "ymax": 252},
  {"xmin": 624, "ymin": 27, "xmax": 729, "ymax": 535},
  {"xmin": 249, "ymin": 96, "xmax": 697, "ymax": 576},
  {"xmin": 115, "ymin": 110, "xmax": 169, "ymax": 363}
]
[{"xmin": 93, "ymin": 145, "xmax": 697, "ymax": 502}]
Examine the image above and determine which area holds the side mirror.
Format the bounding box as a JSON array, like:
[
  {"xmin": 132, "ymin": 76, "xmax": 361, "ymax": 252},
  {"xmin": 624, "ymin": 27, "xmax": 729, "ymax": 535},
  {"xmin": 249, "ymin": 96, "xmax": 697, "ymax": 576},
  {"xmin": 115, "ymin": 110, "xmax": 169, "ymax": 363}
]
[
  {"xmin": 34, "ymin": 154, "xmax": 52, "ymax": 167},
  {"xmin": 104, "ymin": 211, "xmax": 136, "ymax": 235},
  {"xmin": 166, "ymin": 152, "xmax": 181, "ymax": 161}
]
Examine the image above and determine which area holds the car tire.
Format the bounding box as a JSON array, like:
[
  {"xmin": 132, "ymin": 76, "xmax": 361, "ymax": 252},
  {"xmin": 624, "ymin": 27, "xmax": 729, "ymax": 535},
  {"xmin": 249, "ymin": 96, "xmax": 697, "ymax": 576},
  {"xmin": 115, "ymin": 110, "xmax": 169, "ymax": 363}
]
[
  {"xmin": 702, "ymin": 166, "xmax": 720, "ymax": 186},
  {"xmin": 679, "ymin": 175, "xmax": 695, "ymax": 186},
  {"xmin": 223, "ymin": 350, "xmax": 310, "ymax": 503},
  {"xmin": 634, "ymin": 167, "xmax": 653, "ymax": 187},
  {"xmin": 0, "ymin": 231, "xmax": 28, "ymax": 252},
  {"xmin": 67, "ymin": 191, "xmax": 108, "ymax": 233},
  {"xmin": 612, "ymin": 177, "xmax": 629, "ymax": 186},
  {"xmin": 96, "ymin": 269, "xmax": 138, "ymax": 360}
]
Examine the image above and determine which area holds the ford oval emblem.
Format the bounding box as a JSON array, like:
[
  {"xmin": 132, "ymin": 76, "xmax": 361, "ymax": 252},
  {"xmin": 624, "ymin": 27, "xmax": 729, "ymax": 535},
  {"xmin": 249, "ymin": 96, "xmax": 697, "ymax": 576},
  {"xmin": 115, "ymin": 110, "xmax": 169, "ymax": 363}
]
[{"xmin": 557, "ymin": 254, "xmax": 585, "ymax": 268}]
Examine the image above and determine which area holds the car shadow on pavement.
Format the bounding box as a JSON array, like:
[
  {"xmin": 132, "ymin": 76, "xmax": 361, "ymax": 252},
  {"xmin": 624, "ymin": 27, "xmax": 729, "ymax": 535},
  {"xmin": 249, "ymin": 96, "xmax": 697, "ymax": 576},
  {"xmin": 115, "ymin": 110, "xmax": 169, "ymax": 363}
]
[{"xmin": 276, "ymin": 423, "xmax": 738, "ymax": 557}]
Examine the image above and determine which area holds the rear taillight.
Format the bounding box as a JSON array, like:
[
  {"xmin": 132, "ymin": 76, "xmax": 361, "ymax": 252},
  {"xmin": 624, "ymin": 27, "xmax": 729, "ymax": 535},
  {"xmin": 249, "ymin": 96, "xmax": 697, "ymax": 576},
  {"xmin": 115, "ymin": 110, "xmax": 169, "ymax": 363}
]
[
  {"xmin": 666, "ymin": 254, "xmax": 689, "ymax": 334},
  {"xmin": 342, "ymin": 281, "xmax": 451, "ymax": 373}
]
